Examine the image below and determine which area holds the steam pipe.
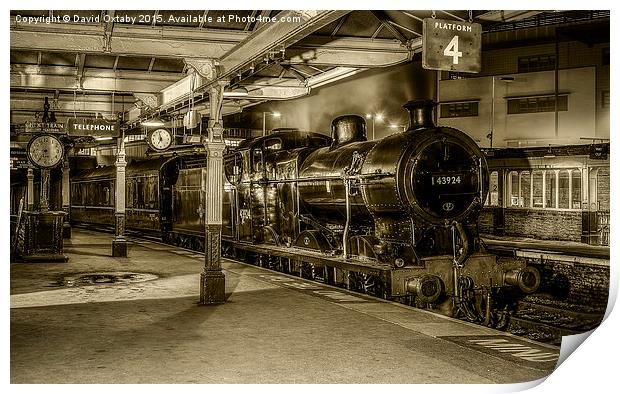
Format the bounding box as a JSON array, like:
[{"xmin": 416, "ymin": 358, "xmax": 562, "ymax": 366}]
[{"xmin": 453, "ymin": 221, "xmax": 471, "ymax": 266}]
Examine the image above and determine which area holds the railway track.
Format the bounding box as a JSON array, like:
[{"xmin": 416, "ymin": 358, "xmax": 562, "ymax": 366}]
[{"xmin": 504, "ymin": 299, "xmax": 604, "ymax": 345}]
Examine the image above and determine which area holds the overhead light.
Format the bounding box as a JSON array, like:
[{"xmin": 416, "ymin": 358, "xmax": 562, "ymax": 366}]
[
  {"xmin": 183, "ymin": 110, "xmax": 201, "ymax": 129},
  {"xmin": 365, "ymin": 114, "xmax": 372, "ymax": 119},
  {"xmin": 223, "ymin": 86, "xmax": 249, "ymax": 97},
  {"xmin": 272, "ymin": 112, "xmax": 281, "ymax": 118},
  {"xmin": 306, "ymin": 67, "xmax": 360, "ymax": 89},
  {"xmin": 141, "ymin": 118, "xmax": 165, "ymax": 127},
  {"xmin": 375, "ymin": 114, "xmax": 384, "ymax": 121},
  {"xmin": 95, "ymin": 136, "xmax": 113, "ymax": 141}
]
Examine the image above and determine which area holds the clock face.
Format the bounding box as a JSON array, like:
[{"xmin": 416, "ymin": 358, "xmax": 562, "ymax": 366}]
[
  {"xmin": 27, "ymin": 135, "xmax": 64, "ymax": 168},
  {"xmin": 149, "ymin": 128, "xmax": 172, "ymax": 151}
]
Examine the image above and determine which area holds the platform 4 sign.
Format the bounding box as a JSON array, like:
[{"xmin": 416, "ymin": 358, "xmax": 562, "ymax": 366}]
[{"xmin": 422, "ymin": 18, "xmax": 482, "ymax": 73}]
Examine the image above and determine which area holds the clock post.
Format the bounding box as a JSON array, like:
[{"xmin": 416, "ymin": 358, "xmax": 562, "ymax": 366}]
[
  {"xmin": 26, "ymin": 166, "xmax": 35, "ymax": 210},
  {"xmin": 16, "ymin": 132, "xmax": 68, "ymax": 262},
  {"xmin": 39, "ymin": 169, "xmax": 50, "ymax": 212},
  {"xmin": 112, "ymin": 131, "xmax": 128, "ymax": 257},
  {"xmin": 61, "ymin": 157, "xmax": 71, "ymax": 238}
]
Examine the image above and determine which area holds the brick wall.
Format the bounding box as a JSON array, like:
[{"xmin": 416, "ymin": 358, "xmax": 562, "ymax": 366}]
[
  {"xmin": 480, "ymin": 208, "xmax": 582, "ymax": 242},
  {"xmin": 530, "ymin": 259, "xmax": 609, "ymax": 310},
  {"xmin": 478, "ymin": 209, "xmax": 494, "ymax": 233},
  {"xmin": 505, "ymin": 209, "xmax": 582, "ymax": 241},
  {"xmin": 597, "ymin": 167, "xmax": 610, "ymax": 211}
]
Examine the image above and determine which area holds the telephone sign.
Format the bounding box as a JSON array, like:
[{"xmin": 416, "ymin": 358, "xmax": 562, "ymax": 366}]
[{"xmin": 422, "ymin": 18, "xmax": 482, "ymax": 73}]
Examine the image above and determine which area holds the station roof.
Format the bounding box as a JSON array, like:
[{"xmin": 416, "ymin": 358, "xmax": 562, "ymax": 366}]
[{"xmin": 9, "ymin": 10, "xmax": 608, "ymax": 132}]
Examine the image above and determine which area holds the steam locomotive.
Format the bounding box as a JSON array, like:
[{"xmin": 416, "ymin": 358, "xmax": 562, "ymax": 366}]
[{"xmin": 71, "ymin": 100, "xmax": 540, "ymax": 323}]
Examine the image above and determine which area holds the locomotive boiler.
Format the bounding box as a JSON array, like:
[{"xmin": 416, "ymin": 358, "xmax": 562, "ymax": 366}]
[{"xmin": 222, "ymin": 100, "xmax": 540, "ymax": 322}]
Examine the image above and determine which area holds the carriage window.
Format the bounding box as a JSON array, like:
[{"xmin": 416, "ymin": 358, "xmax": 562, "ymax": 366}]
[
  {"xmin": 264, "ymin": 138, "xmax": 282, "ymax": 151},
  {"xmin": 147, "ymin": 176, "xmax": 158, "ymax": 208},
  {"xmin": 520, "ymin": 171, "xmax": 531, "ymax": 208},
  {"xmin": 486, "ymin": 171, "xmax": 499, "ymax": 206},
  {"xmin": 509, "ymin": 171, "xmax": 519, "ymax": 207},
  {"xmin": 224, "ymin": 152, "xmax": 243, "ymax": 185},
  {"xmin": 136, "ymin": 179, "xmax": 144, "ymax": 208},
  {"xmin": 103, "ymin": 186, "xmax": 111, "ymax": 206},
  {"xmin": 545, "ymin": 171, "xmax": 556, "ymax": 208},
  {"xmin": 559, "ymin": 170, "xmax": 570, "ymax": 209},
  {"xmin": 571, "ymin": 170, "xmax": 582, "ymax": 209},
  {"xmin": 532, "ymin": 171, "xmax": 543, "ymax": 207}
]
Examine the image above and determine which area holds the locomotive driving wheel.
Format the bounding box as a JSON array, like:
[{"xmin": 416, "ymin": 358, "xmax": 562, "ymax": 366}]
[{"xmin": 347, "ymin": 272, "xmax": 387, "ymax": 298}]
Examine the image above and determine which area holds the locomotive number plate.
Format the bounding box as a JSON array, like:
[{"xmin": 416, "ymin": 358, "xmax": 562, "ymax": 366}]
[{"xmin": 432, "ymin": 175, "xmax": 462, "ymax": 186}]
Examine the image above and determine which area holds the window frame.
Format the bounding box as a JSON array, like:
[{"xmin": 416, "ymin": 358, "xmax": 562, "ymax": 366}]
[{"xmin": 503, "ymin": 168, "xmax": 583, "ymax": 211}]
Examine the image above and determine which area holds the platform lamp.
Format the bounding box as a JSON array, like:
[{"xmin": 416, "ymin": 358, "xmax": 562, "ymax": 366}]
[
  {"xmin": 365, "ymin": 113, "xmax": 383, "ymax": 140},
  {"xmin": 262, "ymin": 111, "xmax": 281, "ymax": 136},
  {"xmin": 389, "ymin": 124, "xmax": 407, "ymax": 132}
]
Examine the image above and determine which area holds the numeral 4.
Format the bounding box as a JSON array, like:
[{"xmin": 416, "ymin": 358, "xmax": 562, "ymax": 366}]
[{"xmin": 444, "ymin": 35, "xmax": 463, "ymax": 65}]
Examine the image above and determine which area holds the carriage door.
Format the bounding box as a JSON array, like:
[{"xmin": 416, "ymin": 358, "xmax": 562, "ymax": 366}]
[{"xmin": 159, "ymin": 160, "xmax": 178, "ymax": 233}]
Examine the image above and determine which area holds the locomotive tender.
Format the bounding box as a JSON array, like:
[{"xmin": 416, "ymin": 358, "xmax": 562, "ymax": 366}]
[{"xmin": 71, "ymin": 100, "xmax": 540, "ymax": 323}]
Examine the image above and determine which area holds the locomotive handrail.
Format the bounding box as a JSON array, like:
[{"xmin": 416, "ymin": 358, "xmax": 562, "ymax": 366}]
[{"xmin": 244, "ymin": 173, "xmax": 396, "ymax": 185}]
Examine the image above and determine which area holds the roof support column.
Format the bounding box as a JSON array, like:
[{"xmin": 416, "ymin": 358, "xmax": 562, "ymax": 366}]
[
  {"xmin": 200, "ymin": 78, "xmax": 228, "ymax": 305},
  {"xmin": 112, "ymin": 132, "xmax": 127, "ymax": 257}
]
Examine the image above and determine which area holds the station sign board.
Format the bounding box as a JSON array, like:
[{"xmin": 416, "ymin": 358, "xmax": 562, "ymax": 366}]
[
  {"xmin": 66, "ymin": 118, "xmax": 120, "ymax": 138},
  {"xmin": 10, "ymin": 147, "xmax": 29, "ymax": 169},
  {"xmin": 24, "ymin": 121, "xmax": 66, "ymax": 134},
  {"xmin": 589, "ymin": 144, "xmax": 608, "ymax": 160},
  {"xmin": 422, "ymin": 18, "xmax": 482, "ymax": 73}
]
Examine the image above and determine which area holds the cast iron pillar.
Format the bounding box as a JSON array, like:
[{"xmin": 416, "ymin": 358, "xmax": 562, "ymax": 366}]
[
  {"xmin": 61, "ymin": 158, "xmax": 71, "ymax": 238},
  {"xmin": 112, "ymin": 132, "xmax": 127, "ymax": 257},
  {"xmin": 26, "ymin": 167, "xmax": 35, "ymax": 211},
  {"xmin": 199, "ymin": 81, "xmax": 227, "ymax": 305}
]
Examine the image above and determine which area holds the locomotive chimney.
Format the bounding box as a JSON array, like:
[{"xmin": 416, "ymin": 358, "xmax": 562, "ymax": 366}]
[
  {"xmin": 403, "ymin": 99, "xmax": 437, "ymax": 131},
  {"xmin": 330, "ymin": 115, "xmax": 367, "ymax": 148}
]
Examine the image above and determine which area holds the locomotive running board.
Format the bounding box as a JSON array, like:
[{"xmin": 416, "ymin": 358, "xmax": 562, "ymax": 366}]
[
  {"xmin": 223, "ymin": 240, "xmax": 393, "ymax": 276},
  {"xmin": 222, "ymin": 239, "xmax": 432, "ymax": 297}
]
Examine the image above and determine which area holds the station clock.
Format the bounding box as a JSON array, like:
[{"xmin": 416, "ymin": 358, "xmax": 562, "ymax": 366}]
[
  {"xmin": 27, "ymin": 134, "xmax": 65, "ymax": 169},
  {"xmin": 147, "ymin": 128, "xmax": 173, "ymax": 151}
]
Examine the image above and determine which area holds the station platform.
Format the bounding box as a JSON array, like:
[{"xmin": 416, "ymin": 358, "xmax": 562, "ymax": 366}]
[
  {"xmin": 11, "ymin": 229, "xmax": 559, "ymax": 384},
  {"xmin": 481, "ymin": 235, "xmax": 610, "ymax": 262}
]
